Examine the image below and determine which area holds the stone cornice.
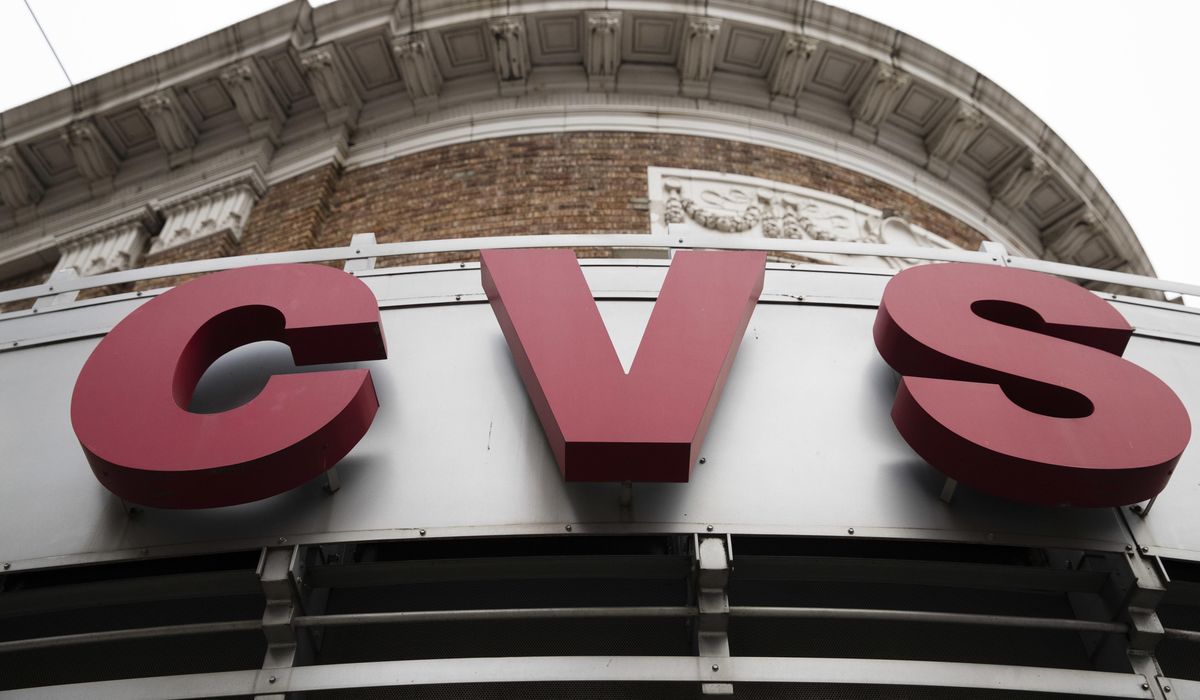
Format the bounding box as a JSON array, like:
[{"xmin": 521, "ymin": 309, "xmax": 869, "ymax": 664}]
[{"xmin": 0, "ymin": 0, "xmax": 1155, "ymax": 281}]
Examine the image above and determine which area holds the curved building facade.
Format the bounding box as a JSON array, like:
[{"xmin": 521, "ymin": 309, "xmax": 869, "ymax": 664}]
[{"xmin": 1, "ymin": 1, "xmax": 1200, "ymax": 698}]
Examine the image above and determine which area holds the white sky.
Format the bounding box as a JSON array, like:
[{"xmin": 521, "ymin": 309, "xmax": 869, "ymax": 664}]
[{"xmin": 1, "ymin": 0, "xmax": 1196, "ymax": 292}]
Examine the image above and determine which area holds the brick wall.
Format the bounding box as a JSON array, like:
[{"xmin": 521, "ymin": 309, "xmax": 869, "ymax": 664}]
[{"xmin": 6, "ymin": 132, "xmax": 985, "ymax": 298}]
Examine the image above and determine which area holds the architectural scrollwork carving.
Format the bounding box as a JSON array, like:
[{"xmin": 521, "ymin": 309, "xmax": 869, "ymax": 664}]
[
  {"xmin": 991, "ymin": 150, "xmax": 1050, "ymax": 210},
  {"xmin": 768, "ymin": 35, "xmax": 819, "ymax": 99},
  {"xmin": 149, "ymin": 175, "xmax": 264, "ymax": 255},
  {"xmin": 301, "ymin": 45, "xmax": 362, "ymax": 122},
  {"xmin": 850, "ymin": 62, "xmax": 911, "ymax": 129},
  {"xmin": 62, "ymin": 121, "xmax": 118, "ymax": 182},
  {"xmin": 678, "ymin": 16, "xmax": 722, "ymax": 96},
  {"xmin": 585, "ymin": 12, "xmax": 621, "ymax": 90},
  {"xmin": 0, "ymin": 146, "xmax": 44, "ymax": 209},
  {"xmin": 139, "ymin": 88, "xmax": 198, "ymax": 155},
  {"xmin": 489, "ymin": 17, "xmax": 531, "ymax": 82},
  {"xmin": 925, "ymin": 101, "xmax": 986, "ymax": 175},
  {"xmin": 392, "ymin": 33, "xmax": 443, "ymax": 102},
  {"xmin": 219, "ymin": 59, "xmax": 285, "ymax": 141},
  {"xmin": 650, "ymin": 167, "xmax": 958, "ymax": 269},
  {"xmin": 54, "ymin": 207, "xmax": 158, "ymax": 276}
]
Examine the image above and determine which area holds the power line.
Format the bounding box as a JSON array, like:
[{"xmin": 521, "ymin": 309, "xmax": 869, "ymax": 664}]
[{"xmin": 23, "ymin": 0, "xmax": 73, "ymax": 86}]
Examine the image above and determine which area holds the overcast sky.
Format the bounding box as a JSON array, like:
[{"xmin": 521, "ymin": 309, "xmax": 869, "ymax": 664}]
[{"xmin": 1, "ymin": 1, "xmax": 1195, "ymax": 296}]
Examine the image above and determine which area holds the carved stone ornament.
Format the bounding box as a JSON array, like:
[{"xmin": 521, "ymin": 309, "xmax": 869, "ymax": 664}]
[
  {"xmin": 850, "ymin": 62, "xmax": 911, "ymax": 128},
  {"xmin": 489, "ymin": 17, "xmax": 531, "ymax": 81},
  {"xmin": 53, "ymin": 206, "xmax": 159, "ymax": 276},
  {"xmin": 219, "ymin": 59, "xmax": 285, "ymax": 137},
  {"xmin": 647, "ymin": 166, "xmax": 959, "ymax": 270},
  {"xmin": 149, "ymin": 177, "xmax": 263, "ymax": 255},
  {"xmin": 585, "ymin": 12, "xmax": 621, "ymax": 80},
  {"xmin": 991, "ymin": 150, "xmax": 1050, "ymax": 210},
  {"xmin": 768, "ymin": 34, "xmax": 819, "ymax": 99},
  {"xmin": 925, "ymin": 101, "xmax": 986, "ymax": 167},
  {"xmin": 0, "ymin": 145, "xmax": 44, "ymax": 208},
  {"xmin": 139, "ymin": 88, "xmax": 198, "ymax": 154},
  {"xmin": 1042, "ymin": 208, "xmax": 1126, "ymax": 271},
  {"xmin": 392, "ymin": 33, "xmax": 444, "ymax": 101},
  {"xmin": 678, "ymin": 16, "xmax": 722, "ymax": 89},
  {"xmin": 300, "ymin": 46, "xmax": 362, "ymax": 118},
  {"xmin": 61, "ymin": 120, "xmax": 118, "ymax": 182}
]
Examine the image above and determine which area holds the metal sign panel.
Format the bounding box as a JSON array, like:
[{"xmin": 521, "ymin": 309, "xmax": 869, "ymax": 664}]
[{"xmin": 4, "ymin": 262, "xmax": 1198, "ymax": 569}]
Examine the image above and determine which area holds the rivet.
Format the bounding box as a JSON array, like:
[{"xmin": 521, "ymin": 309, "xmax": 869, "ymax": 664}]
[
  {"xmin": 1125, "ymin": 545, "xmax": 1133, "ymax": 551},
  {"xmin": 355, "ymin": 250, "xmax": 361, "ymax": 254},
  {"xmin": 711, "ymin": 664, "xmax": 719, "ymax": 672},
  {"xmin": 1141, "ymin": 546, "xmax": 1150, "ymax": 554},
  {"xmin": 455, "ymin": 295, "xmax": 462, "ymax": 301},
  {"xmin": 1131, "ymin": 504, "xmax": 1143, "ymax": 513},
  {"xmin": 1143, "ymin": 683, "xmax": 1150, "ymax": 690},
  {"xmin": 460, "ymin": 262, "xmax": 466, "ymax": 268},
  {"xmin": 848, "ymin": 528, "xmax": 855, "ymax": 535},
  {"xmin": 790, "ymin": 263, "xmax": 796, "ymax": 268},
  {"xmin": 419, "ymin": 529, "xmax": 426, "ymax": 536},
  {"xmin": 48, "ymin": 286, "xmax": 53, "ymax": 292},
  {"xmin": 269, "ymin": 676, "xmax": 277, "ymax": 684},
  {"xmin": 2, "ymin": 563, "xmax": 9, "ymax": 570},
  {"xmin": 706, "ymin": 524, "xmax": 714, "ymax": 532},
  {"xmin": 278, "ymin": 537, "xmax": 287, "ymax": 544},
  {"xmin": 1165, "ymin": 686, "xmax": 1172, "ymax": 693},
  {"xmin": 136, "ymin": 291, "xmax": 143, "ymax": 297},
  {"xmin": 565, "ymin": 524, "xmax": 573, "ymax": 532},
  {"xmin": 698, "ymin": 457, "xmax": 706, "ymax": 464}
]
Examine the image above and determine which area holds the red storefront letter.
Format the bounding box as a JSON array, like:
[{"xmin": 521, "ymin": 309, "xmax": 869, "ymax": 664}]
[
  {"xmin": 71, "ymin": 264, "xmax": 387, "ymax": 508},
  {"xmin": 482, "ymin": 249, "xmax": 765, "ymax": 481},
  {"xmin": 874, "ymin": 262, "xmax": 1190, "ymax": 507}
]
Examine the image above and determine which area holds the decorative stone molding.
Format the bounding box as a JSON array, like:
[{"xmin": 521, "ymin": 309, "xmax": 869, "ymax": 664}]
[
  {"xmin": 220, "ymin": 59, "xmax": 285, "ymax": 142},
  {"xmin": 300, "ymin": 45, "xmax": 362, "ymax": 125},
  {"xmin": 392, "ymin": 33, "xmax": 443, "ymax": 103},
  {"xmin": 678, "ymin": 16, "xmax": 722, "ymax": 96},
  {"xmin": 925, "ymin": 101, "xmax": 985, "ymax": 177},
  {"xmin": 62, "ymin": 121, "xmax": 118, "ymax": 182},
  {"xmin": 768, "ymin": 35, "xmax": 819, "ymax": 100},
  {"xmin": 648, "ymin": 166, "xmax": 958, "ymax": 269},
  {"xmin": 54, "ymin": 206, "xmax": 158, "ymax": 276},
  {"xmin": 1043, "ymin": 208, "xmax": 1125, "ymax": 271},
  {"xmin": 149, "ymin": 174, "xmax": 265, "ymax": 255},
  {"xmin": 990, "ymin": 150, "xmax": 1050, "ymax": 211},
  {"xmin": 0, "ymin": 146, "xmax": 44, "ymax": 209},
  {"xmin": 585, "ymin": 12, "xmax": 621, "ymax": 91},
  {"xmin": 850, "ymin": 63, "xmax": 911, "ymax": 132},
  {"xmin": 139, "ymin": 88, "xmax": 198, "ymax": 156},
  {"xmin": 489, "ymin": 17, "xmax": 531, "ymax": 84}
]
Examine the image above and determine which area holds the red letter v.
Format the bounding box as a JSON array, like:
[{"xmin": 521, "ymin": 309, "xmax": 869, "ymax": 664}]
[{"xmin": 482, "ymin": 249, "xmax": 765, "ymax": 481}]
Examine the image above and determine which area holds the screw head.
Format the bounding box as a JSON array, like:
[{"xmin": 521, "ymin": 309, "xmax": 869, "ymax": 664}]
[
  {"xmin": 565, "ymin": 524, "xmax": 572, "ymax": 532},
  {"xmin": 1131, "ymin": 504, "xmax": 1143, "ymax": 513},
  {"xmin": 355, "ymin": 250, "xmax": 361, "ymax": 254},
  {"xmin": 269, "ymin": 676, "xmax": 277, "ymax": 684},
  {"xmin": 460, "ymin": 262, "xmax": 466, "ymax": 268},
  {"xmin": 1125, "ymin": 545, "xmax": 1133, "ymax": 551},
  {"xmin": 278, "ymin": 537, "xmax": 287, "ymax": 544},
  {"xmin": 706, "ymin": 524, "xmax": 714, "ymax": 532},
  {"xmin": 48, "ymin": 286, "xmax": 53, "ymax": 292},
  {"xmin": 2, "ymin": 563, "xmax": 9, "ymax": 570},
  {"xmin": 1165, "ymin": 686, "xmax": 1172, "ymax": 693},
  {"xmin": 698, "ymin": 457, "xmax": 706, "ymax": 464},
  {"xmin": 848, "ymin": 528, "xmax": 855, "ymax": 535},
  {"xmin": 419, "ymin": 529, "xmax": 426, "ymax": 536},
  {"xmin": 711, "ymin": 664, "xmax": 719, "ymax": 672},
  {"xmin": 1143, "ymin": 683, "xmax": 1150, "ymax": 690},
  {"xmin": 1141, "ymin": 546, "xmax": 1150, "ymax": 554},
  {"xmin": 136, "ymin": 291, "xmax": 143, "ymax": 296}
]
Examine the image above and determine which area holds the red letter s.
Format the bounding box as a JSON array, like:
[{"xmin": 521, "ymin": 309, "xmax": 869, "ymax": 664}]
[
  {"xmin": 71, "ymin": 264, "xmax": 387, "ymax": 508},
  {"xmin": 874, "ymin": 263, "xmax": 1189, "ymax": 507}
]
